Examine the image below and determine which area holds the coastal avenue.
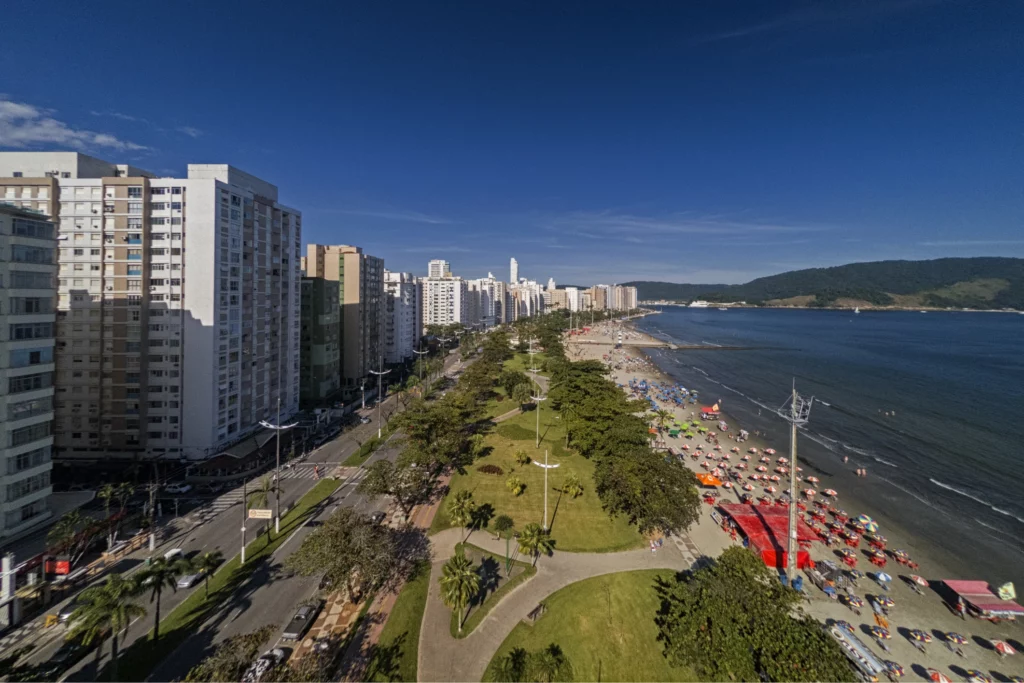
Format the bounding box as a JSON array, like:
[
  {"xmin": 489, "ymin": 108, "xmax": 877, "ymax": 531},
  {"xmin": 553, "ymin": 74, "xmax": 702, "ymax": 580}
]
[{"xmin": 22, "ymin": 351, "xmax": 464, "ymax": 681}]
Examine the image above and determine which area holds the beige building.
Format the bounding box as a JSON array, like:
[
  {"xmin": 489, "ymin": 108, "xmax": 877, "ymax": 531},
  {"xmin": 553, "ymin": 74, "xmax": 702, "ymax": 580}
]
[
  {"xmin": 0, "ymin": 153, "xmax": 302, "ymax": 463},
  {"xmin": 305, "ymin": 245, "xmax": 384, "ymax": 393},
  {"xmin": 0, "ymin": 205, "xmax": 57, "ymax": 538}
]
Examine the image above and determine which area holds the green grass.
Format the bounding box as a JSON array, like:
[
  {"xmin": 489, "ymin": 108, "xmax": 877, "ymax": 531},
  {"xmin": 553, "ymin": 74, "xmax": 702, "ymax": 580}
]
[
  {"xmin": 449, "ymin": 542, "xmax": 536, "ymax": 638},
  {"xmin": 344, "ymin": 425, "xmax": 397, "ymax": 467},
  {"xmin": 484, "ymin": 570, "xmax": 697, "ymax": 683},
  {"xmin": 504, "ymin": 352, "xmax": 548, "ymax": 376},
  {"xmin": 113, "ymin": 479, "xmax": 341, "ymax": 681},
  {"xmin": 366, "ymin": 561, "xmax": 431, "ymax": 682},
  {"xmin": 431, "ymin": 409, "xmax": 644, "ymax": 553}
]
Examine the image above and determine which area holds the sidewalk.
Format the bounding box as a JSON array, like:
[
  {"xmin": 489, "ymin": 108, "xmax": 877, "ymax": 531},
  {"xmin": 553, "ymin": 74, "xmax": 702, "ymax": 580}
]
[{"xmin": 338, "ymin": 473, "xmax": 450, "ymax": 681}]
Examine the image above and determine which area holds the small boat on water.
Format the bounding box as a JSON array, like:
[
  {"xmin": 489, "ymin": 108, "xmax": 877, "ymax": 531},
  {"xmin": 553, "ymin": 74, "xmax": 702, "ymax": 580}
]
[
  {"xmin": 718, "ymin": 307, "xmax": 728, "ymax": 311},
  {"xmin": 854, "ymin": 307, "xmax": 861, "ymax": 314}
]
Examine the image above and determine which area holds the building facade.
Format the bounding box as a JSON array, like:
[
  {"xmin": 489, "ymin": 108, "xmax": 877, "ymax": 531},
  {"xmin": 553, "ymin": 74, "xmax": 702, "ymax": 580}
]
[
  {"xmin": 0, "ymin": 154, "xmax": 302, "ymax": 462},
  {"xmin": 383, "ymin": 270, "xmax": 420, "ymax": 363},
  {"xmin": 427, "ymin": 259, "xmax": 450, "ymax": 278},
  {"xmin": 299, "ymin": 277, "xmax": 340, "ymax": 407},
  {"xmin": 421, "ymin": 276, "xmax": 467, "ymax": 328},
  {"xmin": 0, "ymin": 206, "xmax": 56, "ymax": 538},
  {"xmin": 509, "ymin": 257, "xmax": 518, "ymax": 284},
  {"xmin": 305, "ymin": 245, "xmax": 384, "ymax": 391}
]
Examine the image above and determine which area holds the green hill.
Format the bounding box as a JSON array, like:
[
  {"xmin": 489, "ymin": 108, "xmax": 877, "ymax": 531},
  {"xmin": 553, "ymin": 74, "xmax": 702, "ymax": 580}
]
[{"xmin": 624, "ymin": 258, "xmax": 1024, "ymax": 310}]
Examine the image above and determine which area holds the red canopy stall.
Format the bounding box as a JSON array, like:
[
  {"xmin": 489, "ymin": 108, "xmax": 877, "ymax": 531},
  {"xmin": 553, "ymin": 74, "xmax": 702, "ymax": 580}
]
[
  {"xmin": 940, "ymin": 580, "xmax": 1024, "ymax": 620},
  {"xmin": 719, "ymin": 503, "xmax": 818, "ymax": 569}
]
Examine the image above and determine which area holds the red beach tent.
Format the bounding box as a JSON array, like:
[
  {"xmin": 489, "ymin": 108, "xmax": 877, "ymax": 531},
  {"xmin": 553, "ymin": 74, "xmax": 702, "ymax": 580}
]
[
  {"xmin": 719, "ymin": 503, "xmax": 818, "ymax": 569},
  {"xmin": 941, "ymin": 580, "xmax": 1024, "ymax": 618}
]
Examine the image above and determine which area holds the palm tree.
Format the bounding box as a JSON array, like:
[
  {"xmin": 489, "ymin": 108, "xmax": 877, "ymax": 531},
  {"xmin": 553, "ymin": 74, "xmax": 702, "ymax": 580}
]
[
  {"xmin": 191, "ymin": 551, "xmax": 223, "ymax": 598},
  {"xmin": 561, "ymin": 472, "xmax": 583, "ymax": 499},
  {"xmin": 47, "ymin": 510, "xmax": 93, "ymax": 567},
  {"xmin": 491, "ymin": 647, "xmax": 530, "ymax": 682},
  {"xmin": 138, "ymin": 557, "xmax": 184, "ymax": 644},
  {"xmin": 248, "ymin": 476, "xmax": 274, "ymax": 542},
  {"xmin": 517, "ymin": 523, "xmax": 555, "ymax": 567},
  {"xmin": 67, "ymin": 573, "xmax": 146, "ymax": 681},
  {"xmin": 561, "ymin": 405, "xmax": 579, "ymax": 448},
  {"xmin": 446, "ymin": 491, "xmax": 476, "ymax": 540},
  {"xmin": 439, "ymin": 552, "xmax": 479, "ymax": 633},
  {"xmin": 97, "ymin": 484, "xmax": 118, "ymax": 549},
  {"xmin": 529, "ymin": 643, "xmax": 574, "ymax": 683},
  {"xmin": 654, "ymin": 408, "xmax": 672, "ymax": 432}
]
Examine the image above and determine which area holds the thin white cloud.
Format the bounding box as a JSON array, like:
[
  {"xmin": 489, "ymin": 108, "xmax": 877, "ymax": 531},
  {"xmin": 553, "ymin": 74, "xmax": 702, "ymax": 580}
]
[
  {"xmin": 402, "ymin": 245, "xmax": 472, "ymax": 253},
  {"xmin": 919, "ymin": 240, "xmax": 1024, "ymax": 247},
  {"xmin": 321, "ymin": 207, "xmax": 454, "ymax": 225},
  {"xmin": 176, "ymin": 126, "xmax": 202, "ymax": 138},
  {"xmin": 91, "ymin": 109, "xmax": 143, "ymax": 123},
  {"xmin": 547, "ymin": 210, "xmax": 831, "ymax": 237},
  {"xmin": 1, "ymin": 97, "xmax": 147, "ymax": 151}
]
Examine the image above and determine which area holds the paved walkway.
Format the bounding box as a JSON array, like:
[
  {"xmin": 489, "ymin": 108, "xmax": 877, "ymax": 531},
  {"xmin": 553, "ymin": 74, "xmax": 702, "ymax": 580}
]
[{"xmin": 417, "ymin": 527, "xmax": 698, "ymax": 682}]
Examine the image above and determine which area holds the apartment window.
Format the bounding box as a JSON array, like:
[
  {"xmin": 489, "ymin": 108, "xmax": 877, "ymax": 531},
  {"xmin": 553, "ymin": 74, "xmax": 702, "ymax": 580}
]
[
  {"xmin": 12, "ymin": 171, "xmax": 23, "ymax": 177},
  {"xmin": 9, "ymin": 297, "xmax": 53, "ymax": 314},
  {"xmin": 127, "ymin": 266, "xmax": 142, "ymax": 275},
  {"xmin": 151, "ymin": 279, "xmax": 166, "ymax": 287},
  {"xmin": 151, "ymin": 217, "xmax": 167, "ymax": 225},
  {"xmin": 127, "ymin": 249, "xmax": 142, "ymax": 261},
  {"xmin": 127, "ymin": 280, "xmax": 142, "ymax": 291},
  {"xmin": 10, "ymin": 271, "xmax": 53, "ymax": 289},
  {"xmin": 12, "ymin": 218, "xmax": 54, "ymax": 239},
  {"xmin": 8, "ymin": 397, "xmax": 53, "ymax": 421},
  {"xmin": 151, "ymin": 202, "xmax": 167, "ymax": 211},
  {"xmin": 10, "ymin": 322, "xmax": 52, "ymax": 340},
  {"xmin": 12, "ymin": 245, "xmax": 53, "ymax": 264},
  {"xmin": 10, "ymin": 422, "xmax": 52, "ymax": 448},
  {"xmin": 125, "ymin": 341, "xmax": 141, "ymax": 352},
  {"xmin": 6, "ymin": 446, "xmax": 51, "ymax": 475},
  {"xmin": 9, "ymin": 347, "xmax": 53, "ymax": 368},
  {"xmin": 6, "ymin": 472, "xmax": 51, "ymax": 501},
  {"xmin": 150, "ymin": 187, "xmax": 166, "ymax": 195},
  {"xmin": 127, "ymin": 187, "xmax": 143, "ymax": 198},
  {"xmin": 171, "ymin": 202, "xmax": 182, "ymax": 210},
  {"xmin": 128, "ymin": 217, "xmax": 142, "ymax": 228},
  {"xmin": 8, "ymin": 372, "xmax": 51, "ymax": 394},
  {"xmin": 150, "ymin": 248, "xmax": 166, "ymax": 256},
  {"xmin": 128, "ymin": 202, "xmax": 143, "ymax": 213}
]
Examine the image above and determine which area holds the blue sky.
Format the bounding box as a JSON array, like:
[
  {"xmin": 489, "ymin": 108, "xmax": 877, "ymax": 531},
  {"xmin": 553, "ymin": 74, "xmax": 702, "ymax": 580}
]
[{"xmin": 1, "ymin": 0, "xmax": 1021, "ymax": 284}]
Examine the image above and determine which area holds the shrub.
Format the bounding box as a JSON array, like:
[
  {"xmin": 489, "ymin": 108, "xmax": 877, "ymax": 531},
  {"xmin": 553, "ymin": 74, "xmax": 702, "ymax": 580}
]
[
  {"xmin": 477, "ymin": 464, "xmax": 504, "ymax": 476},
  {"xmin": 514, "ymin": 449, "xmax": 531, "ymax": 465},
  {"xmin": 505, "ymin": 476, "xmax": 525, "ymax": 496}
]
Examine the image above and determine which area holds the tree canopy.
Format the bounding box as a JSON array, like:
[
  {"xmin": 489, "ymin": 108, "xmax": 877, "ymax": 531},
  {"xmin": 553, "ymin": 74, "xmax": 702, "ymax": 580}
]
[
  {"xmin": 594, "ymin": 450, "xmax": 701, "ymax": 536},
  {"xmin": 655, "ymin": 547, "xmax": 856, "ymax": 682}
]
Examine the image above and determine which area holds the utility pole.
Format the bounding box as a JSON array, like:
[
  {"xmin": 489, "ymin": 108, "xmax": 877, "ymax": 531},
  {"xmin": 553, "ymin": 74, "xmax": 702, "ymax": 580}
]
[
  {"xmin": 780, "ymin": 381, "xmax": 813, "ymax": 583},
  {"xmin": 531, "ymin": 450, "xmax": 560, "ymax": 531},
  {"xmin": 241, "ymin": 476, "xmax": 248, "ymax": 564},
  {"xmin": 531, "ymin": 392, "xmax": 547, "ymax": 448},
  {"xmin": 369, "ymin": 356, "xmax": 391, "ymax": 439},
  {"xmin": 413, "ymin": 344, "xmax": 427, "ymax": 393},
  {"xmin": 259, "ymin": 403, "xmax": 298, "ymax": 535},
  {"xmin": 148, "ymin": 462, "xmax": 158, "ymax": 551}
]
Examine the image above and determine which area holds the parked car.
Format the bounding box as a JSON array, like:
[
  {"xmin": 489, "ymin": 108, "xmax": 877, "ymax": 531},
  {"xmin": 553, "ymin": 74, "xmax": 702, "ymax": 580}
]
[
  {"xmin": 359, "ymin": 416, "xmax": 371, "ymax": 424},
  {"xmin": 282, "ymin": 601, "xmax": 324, "ymax": 640},
  {"xmin": 203, "ymin": 482, "xmax": 225, "ymax": 494},
  {"xmin": 57, "ymin": 598, "xmax": 82, "ymax": 623},
  {"xmin": 40, "ymin": 633, "xmax": 97, "ymax": 677},
  {"xmin": 241, "ymin": 648, "xmax": 288, "ymax": 683},
  {"xmin": 177, "ymin": 571, "xmax": 204, "ymax": 589},
  {"xmin": 370, "ymin": 511, "xmax": 386, "ymax": 525},
  {"xmin": 164, "ymin": 483, "xmax": 192, "ymax": 495}
]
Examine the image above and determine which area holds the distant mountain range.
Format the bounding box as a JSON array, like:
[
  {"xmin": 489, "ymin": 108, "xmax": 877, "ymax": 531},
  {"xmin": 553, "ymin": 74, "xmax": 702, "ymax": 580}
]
[{"xmin": 624, "ymin": 257, "xmax": 1024, "ymax": 310}]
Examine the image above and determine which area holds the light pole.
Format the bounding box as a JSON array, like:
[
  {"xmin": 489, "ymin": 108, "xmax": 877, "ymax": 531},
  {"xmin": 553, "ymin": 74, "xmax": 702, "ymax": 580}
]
[
  {"xmin": 437, "ymin": 336, "xmax": 453, "ymax": 380},
  {"xmin": 241, "ymin": 476, "xmax": 248, "ymax": 564},
  {"xmin": 413, "ymin": 344, "xmax": 427, "ymax": 392},
  {"xmin": 360, "ymin": 382, "xmax": 366, "ymax": 410},
  {"xmin": 369, "ymin": 356, "xmax": 391, "ymax": 439},
  {"xmin": 259, "ymin": 402, "xmax": 298, "ymax": 535},
  {"xmin": 779, "ymin": 381, "xmax": 812, "ymax": 583},
  {"xmin": 530, "ymin": 392, "xmax": 547, "ymax": 448},
  {"xmin": 531, "ymin": 450, "xmax": 560, "ymax": 531}
]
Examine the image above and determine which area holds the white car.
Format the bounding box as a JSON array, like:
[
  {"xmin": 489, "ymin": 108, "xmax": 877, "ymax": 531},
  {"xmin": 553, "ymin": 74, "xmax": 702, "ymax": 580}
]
[
  {"xmin": 242, "ymin": 648, "xmax": 287, "ymax": 682},
  {"xmin": 164, "ymin": 483, "xmax": 192, "ymax": 494},
  {"xmin": 177, "ymin": 572, "xmax": 203, "ymax": 588},
  {"xmin": 360, "ymin": 417, "xmax": 371, "ymax": 424}
]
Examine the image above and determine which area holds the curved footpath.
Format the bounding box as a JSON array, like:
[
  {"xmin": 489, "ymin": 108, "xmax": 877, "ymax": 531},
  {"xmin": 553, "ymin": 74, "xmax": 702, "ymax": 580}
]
[{"xmin": 418, "ymin": 527, "xmax": 699, "ymax": 682}]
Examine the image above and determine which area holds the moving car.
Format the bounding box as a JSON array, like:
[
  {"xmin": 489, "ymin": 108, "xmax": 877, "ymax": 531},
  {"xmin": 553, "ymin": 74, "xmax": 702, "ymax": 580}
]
[
  {"xmin": 57, "ymin": 598, "xmax": 82, "ymax": 623},
  {"xmin": 241, "ymin": 648, "xmax": 288, "ymax": 682},
  {"xmin": 203, "ymin": 482, "xmax": 225, "ymax": 494},
  {"xmin": 282, "ymin": 601, "xmax": 324, "ymax": 640},
  {"xmin": 370, "ymin": 511, "xmax": 386, "ymax": 525},
  {"xmin": 177, "ymin": 570, "xmax": 203, "ymax": 588},
  {"xmin": 164, "ymin": 482, "xmax": 192, "ymax": 494},
  {"xmin": 359, "ymin": 416, "xmax": 371, "ymax": 424}
]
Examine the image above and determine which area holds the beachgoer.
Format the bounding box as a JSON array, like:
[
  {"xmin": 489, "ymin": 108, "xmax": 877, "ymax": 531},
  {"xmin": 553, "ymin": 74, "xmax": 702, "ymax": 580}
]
[{"xmin": 843, "ymin": 455, "xmax": 849, "ymax": 464}]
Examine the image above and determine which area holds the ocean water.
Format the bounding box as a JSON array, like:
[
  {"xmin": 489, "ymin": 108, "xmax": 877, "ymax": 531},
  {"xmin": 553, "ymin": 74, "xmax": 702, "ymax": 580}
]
[{"xmin": 635, "ymin": 307, "xmax": 1024, "ymax": 586}]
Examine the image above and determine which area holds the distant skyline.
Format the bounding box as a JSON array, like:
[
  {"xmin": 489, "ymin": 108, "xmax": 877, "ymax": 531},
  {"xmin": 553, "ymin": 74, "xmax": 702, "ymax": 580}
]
[{"xmin": 1, "ymin": 1, "xmax": 1022, "ymax": 284}]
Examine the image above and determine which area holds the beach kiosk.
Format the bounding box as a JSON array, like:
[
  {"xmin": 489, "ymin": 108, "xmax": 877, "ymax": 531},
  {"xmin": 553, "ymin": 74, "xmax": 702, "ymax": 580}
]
[{"xmin": 701, "ymin": 403, "xmax": 721, "ymax": 420}]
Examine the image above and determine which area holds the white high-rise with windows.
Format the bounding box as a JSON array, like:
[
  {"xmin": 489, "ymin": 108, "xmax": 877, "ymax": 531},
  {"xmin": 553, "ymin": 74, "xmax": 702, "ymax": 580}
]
[
  {"xmin": 0, "ymin": 154, "xmax": 302, "ymax": 462},
  {"xmin": 510, "ymin": 257, "xmax": 519, "ymax": 284},
  {"xmin": 0, "ymin": 205, "xmax": 57, "ymax": 538},
  {"xmin": 421, "ymin": 276, "xmax": 467, "ymax": 327},
  {"xmin": 427, "ymin": 259, "xmax": 451, "ymax": 278},
  {"xmin": 383, "ymin": 271, "xmax": 420, "ymax": 363}
]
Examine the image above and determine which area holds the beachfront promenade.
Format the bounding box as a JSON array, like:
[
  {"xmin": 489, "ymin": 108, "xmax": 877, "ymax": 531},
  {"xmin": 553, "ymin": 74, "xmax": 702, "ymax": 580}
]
[{"xmin": 417, "ymin": 528, "xmax": 700, "ymax": 682}]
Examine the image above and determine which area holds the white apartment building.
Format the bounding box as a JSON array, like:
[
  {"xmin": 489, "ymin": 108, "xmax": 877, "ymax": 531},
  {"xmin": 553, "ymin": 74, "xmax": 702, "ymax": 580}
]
[
  {"xmin": 510, "ymin": 279, "xmax": 544, "ymax": 319},
  {"xmin": 0, "ymin": 154, "xmax": 302, "ymax": 462},
  {"xmin": 565, "ymin": 286, "xmax": 581, "ymax": 312},
  {"xmin": 383, "ymin": 271, "xmax": 420, "ymax": 363},
  {"xmin": 0, "ymin": 206, "xmax": 56, "ymax": 538},
  {"xmin": 510, "ymin": 257, "xmax": 519, "ymax": 284},
  {"xmin": 421, "ymin": 276, "xmax": 467, "ymax": 327},
  {"xmin": 427, "ymin": 259, "xmax": 451, "ymax": 278},
  {"xmin": 467, "ymin": 274, "xmax": 502, "ymax": 328}
]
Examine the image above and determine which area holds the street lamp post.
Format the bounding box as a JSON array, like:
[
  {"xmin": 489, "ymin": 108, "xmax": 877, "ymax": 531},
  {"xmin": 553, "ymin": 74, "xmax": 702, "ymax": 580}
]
[
  {"xmin": 259, "ymin": 403, "xmax": 298, "ymax": 535},
  {"xmin": 531, "ymin": 450, "xmax": 560, "ymax": 531},
  {"xmin": 369, "ymin": 356, "xmax": 391, "ymax": 439},
  {"xmin": 413, "ymin": 345, "xmax": 427, "ymax": 393},
  {"xmin": 530, "ymin": 392, "xmax": 547, "ymax": 448},
  {"xmin": 361, "ymin": 382, "xmax": 366, "ymax": 410},
  {"xmin": 241, "ymin": 476, "xmax": 248, "ymax": 564}
]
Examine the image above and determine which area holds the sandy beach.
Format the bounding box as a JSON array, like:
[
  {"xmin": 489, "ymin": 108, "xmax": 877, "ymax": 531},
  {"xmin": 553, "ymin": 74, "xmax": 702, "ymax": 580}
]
[{"xmin": 567, "ymin": 319, "xmax": 1024, "ymax": 682}]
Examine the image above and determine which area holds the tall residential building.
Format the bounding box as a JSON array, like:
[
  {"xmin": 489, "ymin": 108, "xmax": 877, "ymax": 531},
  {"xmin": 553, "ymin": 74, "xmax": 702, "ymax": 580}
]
[
  {"xmin": 623, "ymin": 286, "xmax": 638, "ymax": 310},
  {"xmin": 565, "ymin": 286, "xmax": 581, "ymax": 312},
  {"xmin": 509, "ymin": 257, "xmax": 519, "ymax": 284},
  {"xmin": 0, "ymin": 206, "xmax": 56, "ymax": 538},
  {"xmin": 547, "ymin": 288, "xmax": 568, "ymax": 310},
  {"xmin": 0, "ymin": 154, "xmax": 302, "ymax": 462},
  {"xmin": 299, "ymin": 277, "xmax": 340, "ymax": 407},
  {"xmin": 510, "ymin": 279, "xmax": 544, "ymax": 319},
  {"xmin": 427, "ymin": 259, "xmax": 451, "ymax": 278},
  {"xmin": 467, "ymin": 274, "xmax": 503, "ymax": 328},
  {"xmin": 547, "ymin": 277, "xmax": 556, "ymax": 291},
  {"xmin": 305, "ymin": 245, "xmax": 384, "ymax": 392},
  {"xmin": 588, "ymin": 285, "xmax": 609, "ymax": 311},
  {"xmin": 421, "ymin": 276, "xmax": 467, "ymax": 328},
  {"xmin": 383, "ymin": 271, "xmax": 420, "ymax": 363}
]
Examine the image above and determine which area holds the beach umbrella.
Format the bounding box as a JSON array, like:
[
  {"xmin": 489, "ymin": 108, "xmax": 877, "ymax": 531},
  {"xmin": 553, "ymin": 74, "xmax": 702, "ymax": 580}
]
[
  {"xmin": 731, "ymin": 447, "xmax": 740, "ymax": 453},
  {"xmin": 945, "ymin": 632, "xmax": 968, "ymax": 646},
  {"xmin": 834, "ymin": 620, "xmax": 855, "ymax": 633},
  {"xmin": 840, "ymin": 548, "xmax": 856, "ymax": 559},
  {"xmin": 868, "ymin": 533, "xmax": 888, "ymax": 546},
  {"xmin": 876, "ymin": 572, "xmax": 892, "ymax": 584},
  {"xmin": 765, "ymin": 448, "xmax": 776, "ymax": 455},
  {"xmin": 1008, "ymin": 678, "xmax": 1024, "ymax": 683},
  {"xmin": 927, "ymin": 670, "xmax": 951, "ymax": 683},
  {"xmin": 891, "ymin": 549, "xmax": 909, "ymax": 561},
  {"xmin": 769, "ymin": 474, "xmax": 781, "ymax": 482},
  {"xmin": 909, "ymin": 629, "xmax": 931, "ymax": 643},
  {"xmin": 848, "ymin": 569, "xmax": 864, "ymax": 580},
  {"xmin": 741, "ymin": 454, "xmax": 750, "ymax": 461},
  {"xmin": 714, "ymin": 445, "xmax": 722, "ymax": 451},
  {"xmin": 870, "ymin": 625, "xmax": 890, "ymax": 639},
  {"xmin": 775, "ymin": 467, "xmax": 788, "ymax": 474},
  {"xmin": 884, "ymin": 661, "xmax": 905, "ymax": 678},
  {"xmin": 804, "ymin": 488, "xmax": 817, "ymax": 497},
  {"xmin": 833, "ymin": 508, "xmax": 848, "ymax": 518},
  {"xmin": 760, "ymin": 456, "xmax": 771, "ymax": 463},
  {"xmin": 823, "ymin": 488, "xmax": 838, "ymax": 497},
  {"xmin": 722, "ymin": 482, "xmax": 733, "ymax": 489},
  {"xmin": 743, "ymin": 484, "xmax": 754, "ymax": 491},
  {"xmin": 846, "ymin": 594, "xmax": 865, "ymax": 608},
  {"xmin": 748, "ymin": 448, "xmax": 758, "ymax": 454},
  {"xmin": 764, "ymin": 485, "xmax": 777, "ymax": 493},
  {"xmin": 806, "ymin": 476, "xmax": 820, "ymax": 484},
  {"xmin": 876, "ymin": 595, "xmax": 895, "ymax": 609},
  {"xmin": 993, "ymin": 640, "xmax": 1017, "ymax": 657},
  {"xmin": 966, "ymin": 671, "xmax": 992, "ymax": 683},
  {"xmin": 756, "ymin": 465, "xmax": 768, "ymax": 472},
  {"xmin": 910, "ymin": 574, "xmax": 928, "ymax": 588}
]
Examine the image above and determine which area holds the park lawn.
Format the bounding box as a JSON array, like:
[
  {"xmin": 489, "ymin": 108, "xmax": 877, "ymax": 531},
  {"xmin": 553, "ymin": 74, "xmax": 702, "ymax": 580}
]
[
  {"xmin": 449, "ymin": 542, "xmax": 535, "ymax": 638},
  {"xmin": 482, "ymin": 387, "xmax": 515, "ymax": 419},
  {"xmin": 504, "ymin": 352, "xmax": 548, "ymax": 376},
  {"xmin": 430, "ymin": 409, "xmax": 644, "ymax": 553},
  {"xmin": 366, "ymin": 561, "xmax": 430, "ymax": 682},
  {"xmin": 484, "ymin": 570, "xmax": 697, "ymax": 683},
  {"xmin": 113, "ymin": 479, "xmax": 340, "ymax": 681}
]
